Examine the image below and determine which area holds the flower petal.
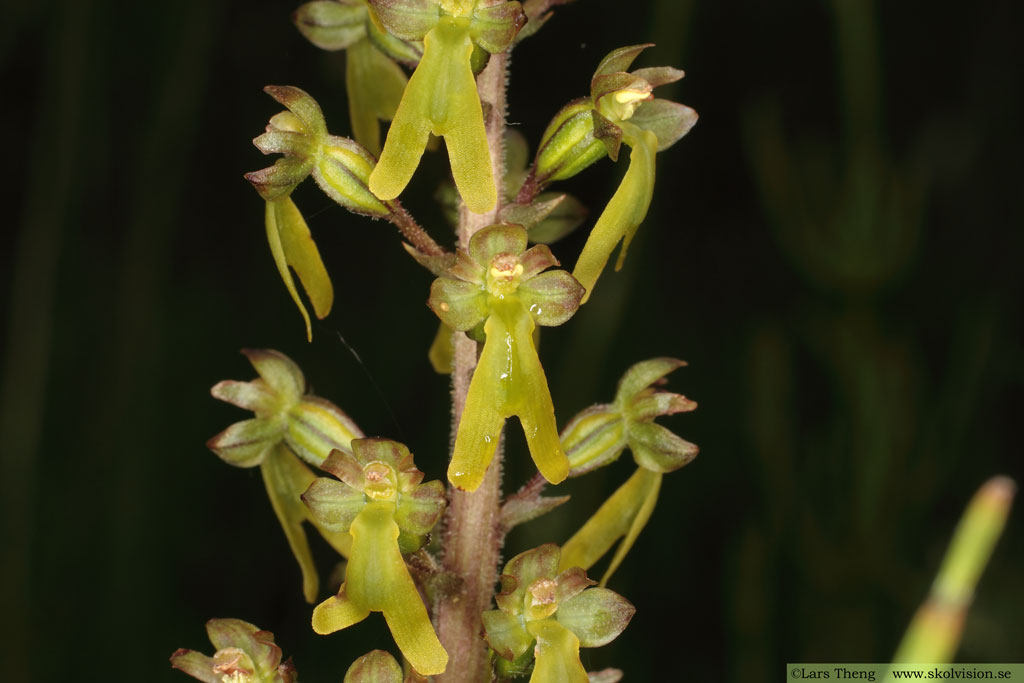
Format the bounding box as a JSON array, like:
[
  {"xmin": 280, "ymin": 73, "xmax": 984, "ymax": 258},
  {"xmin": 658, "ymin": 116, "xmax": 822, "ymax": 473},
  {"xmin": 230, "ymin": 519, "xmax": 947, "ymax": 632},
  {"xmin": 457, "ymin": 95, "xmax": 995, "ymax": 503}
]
[
  {"xmin": 627, "ymin": 421, "xmax": 698, "ymax": 473},
  {"xmin": 495, "ymin": 543, "xmax": 561, "ymax": 614},
  {"xmin": 591, "ymin": 44, "xmax": 653, "ymax": 80},
  {"xmin": 469, "ymin": 223, "xmax": 529, "ymax": 265},
  {"xmin": 370, "ymin": 19, "xmax": 495, "ymax": 214},
  {"xmin": 345, "ymin": 38, "xmax": 407, "ymax": 156},
  {"xmin": 266, "ymin": 197, "xmax": 334, "ymax": 341},
  {"xmin": 205, "ymin": 619, "xmax": 282, "ymax": 669},
  {"xmin": 482, "ymin": 609, "xmax": 533, "ymax": 661},
  {"xmin": 243, "ymin": 348, "xmax": 307, "ymax": 404},
  {"xmin": 526, "ymin": 620, "xmax": 589, "ymax": 683},
  {"xmin": 469, "ymin": 1, "xmax": 526, "ymax": 53},
  {"xmin": 262, "ymin": 445, "xmax": 324, "ymax": 602},
  {"xmin": 351, "ymin": 436, "xmax": 409, "ymax": 469},
  {"xmin": 210, "ymin": 379, "xmax": 277, "ymax": 415},
  {"xmin": 572, "ymin": 127, "xmax": 657, "ymax": 303},
  {"xmin": 394, "ymin": 479, "xmax": 446, "ymax": 536},
  {"xmin": 346, "ymin": 502, "xmax": 448, "ymax": 675},
  {"xmin": 429, "ymin": 321, "xmax": 455, "ymax": 374},
  {"xmin": 368, "ymin": 0, "xmax": 439, "ymax": 41},
  {"xmin": 428, "ymin": 277, "xmax": 488, "ymax": 332},
  {"xmin": 264, "ymin": 85, "xmax": 328, "ymax": 140},
  {"xmin": 558, "ymin": 468, "xmax": 661, "ymax": 585},
  {"xmin": 207, "ymin": 417, "xmax": 285, "ymax": 468},
  {"xmin": 294, "ymin": 0, "xmax": 367, "ymax": 51},
  {"xmin": 556, "ymin": 587, "xmax": 635, "ymax": 647},
  {"xmin": 518, "ymin": 243, "xmax": 560, "ymax": 279},
  {"xmin": 448, "ymin": 298, "xmax": 568, "ymax": 490},
  {"xmin": 169, "ymin": 650, "xmax": 219, "ymax": 683},
  {"xmin": 628, "ymin": 98, "xmax": 698, "ymax": 152},
  {"xmin": 630, "ymin": 66, "xmax": 685, "ymax": 89},
  {"xmin": 614, "ymin": 357, "xmax": 686, "ymax": 406},
  {"xmin": 498, "ymin": 301, "xmax": 568, "ymax": 484},
  {"xmin": 447, "ymin": 327, "xmax": 507, "ymax": 490},
  {"xmin": 554, "ymin": 566, "xmax": 595, "ymax": 604},
  {"xmin": 312, "ymin": 587, "xmax": 371, "ymax": 634},
  {"xmin": 517, "ymin": 270, "xmax": 584, "ymax": 327},
  {"xmin": 302, "ymin": 477, "xmax": 366, "ymax": 533}
]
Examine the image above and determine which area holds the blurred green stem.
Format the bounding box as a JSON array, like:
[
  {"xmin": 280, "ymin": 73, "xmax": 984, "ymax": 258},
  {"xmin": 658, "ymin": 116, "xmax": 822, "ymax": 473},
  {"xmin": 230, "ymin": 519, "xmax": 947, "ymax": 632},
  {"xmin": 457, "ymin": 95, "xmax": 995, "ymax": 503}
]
[
  {"xmin": 435, "ymin": 50, "xmax": 509, "ymax": 683},
  {"xmin": 890, "ymin": 476, "xmax": 1015, "ymax": 667}
]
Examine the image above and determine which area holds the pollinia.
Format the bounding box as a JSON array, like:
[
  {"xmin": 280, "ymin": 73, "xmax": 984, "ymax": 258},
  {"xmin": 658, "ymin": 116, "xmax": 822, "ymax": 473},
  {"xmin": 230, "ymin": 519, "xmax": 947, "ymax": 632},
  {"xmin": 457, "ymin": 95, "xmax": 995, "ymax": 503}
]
[{"xmin": 172, "ymin": 1, "xmax": 698, "ymax": 681}]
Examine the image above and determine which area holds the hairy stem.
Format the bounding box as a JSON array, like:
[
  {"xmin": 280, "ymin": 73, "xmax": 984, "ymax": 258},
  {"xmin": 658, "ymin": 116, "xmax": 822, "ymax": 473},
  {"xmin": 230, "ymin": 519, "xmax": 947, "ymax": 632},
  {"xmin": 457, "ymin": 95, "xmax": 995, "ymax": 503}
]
[
  {"xmin": 435, "ymin": 51, "xmax": 509, "ymax": 683},
  {"xmin": 389, "ymin": 201, "xmax": 447, "ymax": 257}
]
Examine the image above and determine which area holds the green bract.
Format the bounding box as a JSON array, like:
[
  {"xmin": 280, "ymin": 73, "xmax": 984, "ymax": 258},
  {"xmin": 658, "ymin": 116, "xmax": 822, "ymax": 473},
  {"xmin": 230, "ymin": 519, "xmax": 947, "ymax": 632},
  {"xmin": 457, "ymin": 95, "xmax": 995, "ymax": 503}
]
[
  {"xmin": 437, "ymin": 130, "xmax": 589, "ymax": 245},
  {"xmin": 304, "ymin": 438, "xmax": 448, "ymax": 676},
  {"xmin": 559, "ymin": 358, "xmax": 697, "ymax": 585},
  {"xmin": 246, "ymin": 85, "xmax": 394, "ymax": 340},
  {"xmin": 367, "ymin": 0, "xmax": 526, "ymax": 213},
  {"xmin": 170, "ymin": 618, "xmax": 297, "ymax": 683},
  {"xmin": 428, "ymin": 224, "xmax": 584, "ymax": 491},
  {"xmin": 527, "ymin": 45, "xmax": 697, "ymax": 302},
  {"xmin": 207, "ymin": 349, "xmax": 363, "ymax": 601},
  {"xmin": 482, "ymin": 545, "xmax": 634, "ymax": 683}
]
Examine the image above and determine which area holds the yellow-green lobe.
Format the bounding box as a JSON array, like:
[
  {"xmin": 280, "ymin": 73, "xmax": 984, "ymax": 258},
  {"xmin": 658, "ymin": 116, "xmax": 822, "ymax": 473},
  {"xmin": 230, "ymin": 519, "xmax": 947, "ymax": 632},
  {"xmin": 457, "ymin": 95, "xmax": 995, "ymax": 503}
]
[
  {"xmin": 448, "ymin": 296, "xmax": 567, "ymax": 491},
  {"xmin": 346, "ymin": 37, "xmax": 407, "ymax": 156},
  {"xmin": 317, "ymin": 501, "xmax": 449, "ymax": 675},
  {"xmin": 265, "ymin": 197, "xmax": 334, "ymax": 341},
  {"xmin": 368, "ymin": 17, "xmax": 495, "ymax": 213},
  {"xmin": 525, "ymin": 620, "xmax": 589, "ymax": 683},
  {"xmin": 559, "ymin": 467, "xmax": 661, "ymax": 585},
  {"xmin": 261, "ymin": 444, "xmax": 353, "ymax": 603},
  {"xmin": 572, "ymin": 126, "xmax": 657, "ymax": 303}
]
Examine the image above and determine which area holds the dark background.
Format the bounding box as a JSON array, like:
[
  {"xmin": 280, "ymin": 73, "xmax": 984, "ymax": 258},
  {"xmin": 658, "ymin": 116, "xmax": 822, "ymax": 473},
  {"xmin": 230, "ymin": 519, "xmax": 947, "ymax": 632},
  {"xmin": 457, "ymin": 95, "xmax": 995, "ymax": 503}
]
[{"xmin": 2, "ymin": 0, "xmax": 1022, "ymax": 680}]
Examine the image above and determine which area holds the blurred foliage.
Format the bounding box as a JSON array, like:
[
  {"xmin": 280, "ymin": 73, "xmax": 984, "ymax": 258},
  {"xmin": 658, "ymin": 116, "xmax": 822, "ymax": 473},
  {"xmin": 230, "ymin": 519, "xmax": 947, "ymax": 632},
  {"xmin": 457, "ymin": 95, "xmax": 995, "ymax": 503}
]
[{"xmin": 1, "ymin": 0, "xmax": 1021, "ymax": 681}]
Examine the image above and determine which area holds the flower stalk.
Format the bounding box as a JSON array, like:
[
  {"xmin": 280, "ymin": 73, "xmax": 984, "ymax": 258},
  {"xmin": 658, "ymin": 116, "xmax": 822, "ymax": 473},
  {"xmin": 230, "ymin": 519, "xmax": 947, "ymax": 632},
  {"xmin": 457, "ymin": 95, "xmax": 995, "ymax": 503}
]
[{"xmin": 434, "ymin": 49, "xmax": 509, "ymax": 683}]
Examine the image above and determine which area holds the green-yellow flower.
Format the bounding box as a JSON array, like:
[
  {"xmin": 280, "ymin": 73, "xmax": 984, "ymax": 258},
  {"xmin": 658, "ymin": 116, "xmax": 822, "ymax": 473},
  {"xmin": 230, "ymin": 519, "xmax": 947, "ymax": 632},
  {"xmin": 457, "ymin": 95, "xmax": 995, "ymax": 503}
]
[
  {"xmin": 482, "ymin": 545, "xmax": 634, "ymax": 683},
  {"xmin": 207, "ymin": 349, "xmax": 363, "ymax": 602},
  {"xmin": 171, "ymin": 618, "xmax": 297, "ymax": 683},
  {"xmin": 529, "ymin": 45, "xmax": 698, "ymax": 302},
  {"xmin": 245, "ymin": 86, "xmax": 391, "ymax": 340},
  {"xmin": 558, "ymin": 358, "xmax": 698, "ymax": 584},
  {"xmin": 367, "ymin": 0, "xmax": 526, "ymax": 213},
  {"xmin": 428, "ymin": 224, "xmax": 584, "ymax": 491},
  {"xmin": 303, "ymin": 438, "xmax": 448, "ymax": 676}
]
